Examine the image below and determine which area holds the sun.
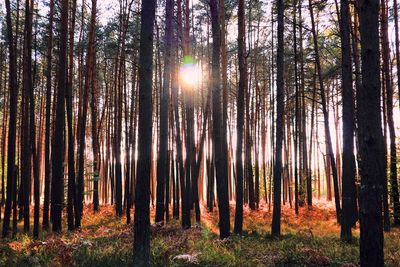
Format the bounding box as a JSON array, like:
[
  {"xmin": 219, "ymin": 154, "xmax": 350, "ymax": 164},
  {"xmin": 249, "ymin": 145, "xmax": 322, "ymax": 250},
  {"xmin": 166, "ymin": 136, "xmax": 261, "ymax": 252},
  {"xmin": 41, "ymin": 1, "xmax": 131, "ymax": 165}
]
[{"xmin": 179, "ymin": 55, "xmax": 202, "ymax": 88}]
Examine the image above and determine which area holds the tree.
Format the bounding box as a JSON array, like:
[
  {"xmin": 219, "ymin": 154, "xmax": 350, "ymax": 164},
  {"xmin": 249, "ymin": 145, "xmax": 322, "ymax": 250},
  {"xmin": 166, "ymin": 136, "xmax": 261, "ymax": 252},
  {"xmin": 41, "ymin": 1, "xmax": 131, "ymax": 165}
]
[
  {"xmin": 271, "ymin": 0, "xmax": 285, "ymax": 237},
  {"xmin": 42, "ymin": 0, "xmax": 54, "ymax": 231},
  {"xmin": 133, "ymin": 0, "xmax": 156, "ymax": 265},
  {"xmin": 394, "ymin": 0, "xmax": 400, "ymax": 114},
  {"xmin": 91, "ymin": 57, "xmax": 100, "ymax": 213},
  {"xmin": 381, "ymin": 0, "xmax": 400, "ymax": 226},
  {"xmin": 209, "ymin": 0, "xmax": 230, "ymax": 239},
  {"xmin": 156, "ymin": 0, "xmax": 174, "ymax": 224},
  {"xmin": 391, "ymin": 0, "xmax": 400, "ymax": 224},
  {"xmin": 2, "ymin": 0, "xmax": 19, "ymax": 238},
  {"xmin": 27, "ymin": 0, "xmax": 40, "ymax": 239},
  {"xmin": 66, "ymin": 0, "xmax": 78, "ymax": 230},
  {"xmin": 182, "ymin": 0, "xmax": 194, "ymax": 230},
  {"xmin": 308, "ymin": 0, "xmax": 341, "ymax": 222},
  {"xmin": 358, "ymin": 0, "xmax": 385, "ymax": 263},
  {"xmin": 51, "ymin": 0, "xmax": 69, "ymax": 233},
  {"xmin": 340, "ymin": 0, "xmax": 357, "ymax": 241},
  {"xmin": 234, "ymin": 0, "xmax": 246, "ymax": 235},
  {"xmin": 21, "ymin": 0, "xmax": 33, "ymax": 233},
  {"xmin": 77, "ymin": 0, "xmax": 97, "ymax": 222}
]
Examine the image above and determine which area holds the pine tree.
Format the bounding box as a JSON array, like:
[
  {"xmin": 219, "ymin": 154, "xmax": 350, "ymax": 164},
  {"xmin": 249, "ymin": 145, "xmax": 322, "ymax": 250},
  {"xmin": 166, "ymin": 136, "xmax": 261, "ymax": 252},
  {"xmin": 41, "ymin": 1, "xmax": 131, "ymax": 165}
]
[
  {"xmin": 358, "ymin": 0, "xmax": 385, "ymax": 263},
  {"xmin": 133, "ymin": 0, "xmax": 156, "ymax": 264}
]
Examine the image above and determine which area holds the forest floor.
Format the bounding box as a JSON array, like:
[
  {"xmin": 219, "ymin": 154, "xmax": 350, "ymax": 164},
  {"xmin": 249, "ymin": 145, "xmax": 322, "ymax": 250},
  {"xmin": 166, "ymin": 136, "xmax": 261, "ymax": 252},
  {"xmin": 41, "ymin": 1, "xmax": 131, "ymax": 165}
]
[{"xmin": 0, "ymin": 201, "xmax": 399, "ymax": 266}]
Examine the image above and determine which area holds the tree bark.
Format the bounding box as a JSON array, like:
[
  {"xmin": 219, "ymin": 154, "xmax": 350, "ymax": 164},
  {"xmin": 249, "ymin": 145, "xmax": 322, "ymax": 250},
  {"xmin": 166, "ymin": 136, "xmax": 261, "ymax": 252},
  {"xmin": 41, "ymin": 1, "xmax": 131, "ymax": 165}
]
[
  {"xmin": 51, "ymin": 0, "xmax": 69, "ymax": 233},
  {"xmin": 234, "ymin": 0, "xmax": 246, "ymax": 235},
  {"xmin": 156, "ymin": 0, "xmax": 173, "ymax": 223},
  {"xmin": 271, "ymin": 0, "xmax": 285, "ymax": 237},
  {"xmin": 42, "ymin": 0, "xmax": 54, "ymax": 231},
  {"xmin": 133, "ymin": 0, "xmax": 156, "ymax": 265},
  {"xmin": 209, "ymin": 0, "xmax": 230, "ymax": 239},
  {"xmin": 308, "ymin": 0, "xmax": 341, "ymax": 222},
  {"xmin": 381, "ymin": 0, "xmax": 400, "ymax": 226},
  {"xmin": 358, "ymin": 0, "xmax": 385, "ymax": 263},
  {"xmin": 340, "ymin": 0, "xmax": 357, "ymax": 241}
]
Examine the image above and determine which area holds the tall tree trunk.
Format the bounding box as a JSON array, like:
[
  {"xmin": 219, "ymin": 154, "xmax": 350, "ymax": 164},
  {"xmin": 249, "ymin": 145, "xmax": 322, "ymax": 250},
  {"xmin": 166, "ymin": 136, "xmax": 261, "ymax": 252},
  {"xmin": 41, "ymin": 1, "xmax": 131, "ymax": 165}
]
[
  {"xmin": 0, "ymin": 46, "xmax": 8, "ymax": 217},
  {"xmin": 51, "ymin": 0, "xmax": 69, "ymax": 233},
  {"xmin": 156, "ymin": 0, "xmax": 173, "ymax": 224},
  {"xmin": 42, "ymin": 0, "xmax": 54, "ymax": 231},
  {"xmin": 358, "ymin": 0, "xmax": 384, "ymax": 263},
  {"xmin": 381, "ymin": 0, "xmax": 400, "ymax": 226},
  {"xmin": 271, "ymin": 0, "xmax": 285, "ymax": 237},
  {"xmin": 394, "ymin": 0, "xmax": 400, "ymax": 110},
  {"xmin": 77, "ymin": 0, "xmax": 97, "ymax": 221},
  {"xmin": 234, "ymin": 0, "xmax": 246, "ymax": 235},
  {"xmin": 26, "ymin": 0, "xmax": 40, "ymax": 239},
  {"xmin": 340, "ymin": 0, "xmax": 357, "ymax": 241},
  {"xmin": 209, "ymin": 0, "xmax": 230, "ymax": 239},
  {"xmin": 293, "ymin": 0, "xmax": 300, "ymax": 215},
  {"xmin": 308, "ymin": 0, "xmax": 341, "ymax": 222},
  {"xmin": 220, "ymin": 0, "xmax": 229, "ymax": 216},
  {"xmin": 133, "ymin": 0, "xmax": 156, "ymax": 265},
  {"xmin": 91, "ymin": 57, "xmax": 100, "ymax": 212},
  {"xmin": 67, "ymin": 0, "xmax": 78, "ymax": 230},
  {"xmin": 182, "ymin": 0, "xmax": 194, "ymax": 230},
  {"xmin": 21, "ymin": 0, "xmax": 33, "ymax": 233}
]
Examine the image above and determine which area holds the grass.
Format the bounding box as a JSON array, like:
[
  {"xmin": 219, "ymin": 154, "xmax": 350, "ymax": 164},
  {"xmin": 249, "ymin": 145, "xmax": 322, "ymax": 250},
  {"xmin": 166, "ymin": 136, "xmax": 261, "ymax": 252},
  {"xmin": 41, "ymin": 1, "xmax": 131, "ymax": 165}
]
[{"xmin": 0, "ymin": 202, "xmax": 399, "ymax": 266}]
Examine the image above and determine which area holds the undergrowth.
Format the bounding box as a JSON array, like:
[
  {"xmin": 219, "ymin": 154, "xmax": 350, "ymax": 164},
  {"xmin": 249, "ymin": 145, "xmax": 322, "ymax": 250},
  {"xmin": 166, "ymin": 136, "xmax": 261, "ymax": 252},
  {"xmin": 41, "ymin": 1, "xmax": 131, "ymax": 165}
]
[{"xmin": 0, "ymin": 203, "xmax": 399, "ymax": 266}]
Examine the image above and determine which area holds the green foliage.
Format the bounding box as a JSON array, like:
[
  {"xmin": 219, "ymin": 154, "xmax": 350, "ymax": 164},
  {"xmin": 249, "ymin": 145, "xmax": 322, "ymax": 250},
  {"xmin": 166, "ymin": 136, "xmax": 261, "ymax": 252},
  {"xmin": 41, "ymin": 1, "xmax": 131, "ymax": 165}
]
[
  {"xmin": 1, "ymin": 216, "xmax": 399, "ymax": 266},
  {"xmin": 73, "ymin": 239, "xmax": 133, "ymax": 267}
]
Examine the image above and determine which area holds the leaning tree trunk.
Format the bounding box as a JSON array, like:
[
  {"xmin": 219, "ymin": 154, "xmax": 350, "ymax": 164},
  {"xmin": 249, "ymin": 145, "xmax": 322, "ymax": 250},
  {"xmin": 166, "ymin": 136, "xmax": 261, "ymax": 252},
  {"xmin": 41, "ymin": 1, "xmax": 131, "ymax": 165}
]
[{"xmin": 308, "ymin": 0, "xmax": 341, "ymax": 222}]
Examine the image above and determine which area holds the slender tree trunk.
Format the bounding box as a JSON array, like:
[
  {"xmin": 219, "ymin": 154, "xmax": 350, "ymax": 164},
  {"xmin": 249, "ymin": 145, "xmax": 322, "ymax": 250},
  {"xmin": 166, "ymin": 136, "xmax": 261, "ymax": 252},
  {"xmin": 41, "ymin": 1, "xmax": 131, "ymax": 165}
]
[
  {"xmin": 21, "ymin": 0, "xmax": 33, "ymax": 233},
  {"xmin": 394, "ymin": 0, "xmax": 400, "ymax": 110},
  {"xmin": 77, "ymin": 0, "xmax": 97, "ymax": 221},
  {"xmin": 220, "ymin": 0, "xmax": 230, "ymax": 216},
  {"xmin": 271, "ymin": 0, "xmax": 284, "ymax": 237},
  {"xmin": 209, "ymin": 0, "xmax": 230, "ymax": 239},
  {"xmin": 133, "ymin": 0, "xmax": 156, "ymax": 265},
  {"xmin": 42, "ymin": 0, "xmax": 54, "ymax": 231},
  {"xmin": 25, "ymin": 0, "xmax": 40, "ymax": 239},
  {"xmin": 340, "ymin": 0, "xmax": 357, "ymax": 241},
  {"xmin": 51, "ymin": 0, "xmax": 69, "ymax": 233},
  {"xmin": 0, "ymin": 48, "xmax": 8, "ymax": 217},
  {"xmin": 66, "ymin": 0, "xmax": 78, "ymax": 230},
  {"xmin": 155, "ymin": 0, "xmax": 173, "ymax": 224},
  {"xmin": 234, "ymin": 0, "xmax": 246, "ymax": 235},
  {"xmin": 379, "ymin": 0, "xmax": 391, "ymax": 232},
  {"xmin": 308, "ymin": 0, "xmax": 341, "ymax": 222},
  {"xmin": 293, "ymin": 0, "xmax": 300, "ymax": 215},
  {"xmin": 381, "ymin": 0, "xmax": 400, "ymax": 225},
  {"xmin": 91, "ymin": 58, "xmax": 100, "ymax": 212}
]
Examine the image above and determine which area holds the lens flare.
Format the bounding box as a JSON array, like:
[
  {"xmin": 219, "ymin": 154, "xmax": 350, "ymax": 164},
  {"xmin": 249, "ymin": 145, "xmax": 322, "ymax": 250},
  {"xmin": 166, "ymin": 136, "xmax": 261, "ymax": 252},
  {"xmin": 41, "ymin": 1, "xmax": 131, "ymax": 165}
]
[{"xmin": 179, "ymin": 55, "xmax": 201, "ymax": 88}]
